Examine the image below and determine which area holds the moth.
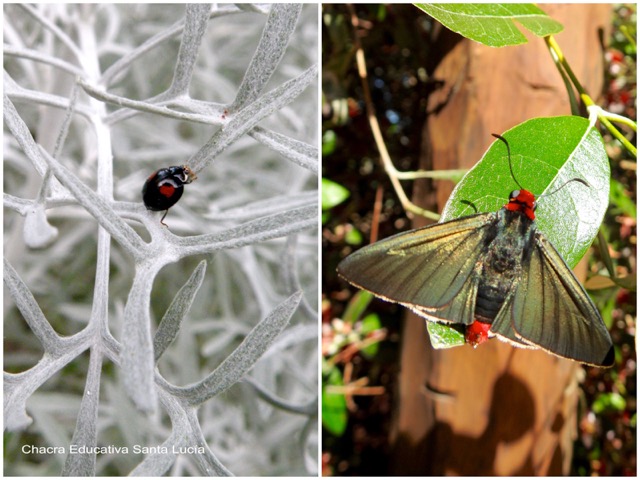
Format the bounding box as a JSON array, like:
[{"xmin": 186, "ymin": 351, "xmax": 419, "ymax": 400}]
[{"xmin": 337, "ymin": 135, "xmax": 613, "ymax": 367}]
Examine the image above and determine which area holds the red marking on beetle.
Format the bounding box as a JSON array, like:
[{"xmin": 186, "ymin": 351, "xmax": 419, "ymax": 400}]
[{"xmin": 159, "ymin": 185, "xmax": 175, "ymax": 197}]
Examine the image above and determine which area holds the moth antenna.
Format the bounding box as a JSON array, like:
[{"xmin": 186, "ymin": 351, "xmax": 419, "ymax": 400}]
[
  {"xmin": 461, "ymin": 199, "xmax": 479, "ymax": 214},
  {"xmin": 537, "ymin": 178, "xmax": 590, "ymax": 199},
  {"xmin": 491, "ymin": 133, "xmax": 590, "ymax": 199},
  {"xmin": 491, "ymin": 134, "xmax": 525, "ymax": 191}
]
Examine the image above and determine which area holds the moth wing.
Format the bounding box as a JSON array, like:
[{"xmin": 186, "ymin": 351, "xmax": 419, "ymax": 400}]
[
  {"xmin": 337, "ymin": 213, "xmax": 496, "ymax": 325},
  {"xmin": 489, "ymin": 292, "xmax": 535, "ymax": 348},
  {"xmin": 507, "ymin": 232, "xmax": 614, "ymax": 366}
]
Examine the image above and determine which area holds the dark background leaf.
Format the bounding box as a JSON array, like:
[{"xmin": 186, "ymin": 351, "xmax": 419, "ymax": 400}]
[{"xmin": 322, "ymin": 367, "xmax": 348, "ymax": 436}]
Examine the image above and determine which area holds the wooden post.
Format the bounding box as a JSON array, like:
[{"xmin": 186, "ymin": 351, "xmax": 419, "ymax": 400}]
[{"xmin": 390, "ymin": 4, "xmax": 612, "ymax": 475}]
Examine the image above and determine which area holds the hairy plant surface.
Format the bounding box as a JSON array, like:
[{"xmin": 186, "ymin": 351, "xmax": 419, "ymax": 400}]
[{"xmin": 4, "ymin": 4, "xmax": 318, "ymax": 476}]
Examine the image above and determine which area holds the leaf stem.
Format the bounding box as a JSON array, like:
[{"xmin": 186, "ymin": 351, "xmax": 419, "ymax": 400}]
[
  {"xmin": 347, "ymin": 5, "xmax": 440, "ymax": 221},
  {"xmin": 546, "ymin": 35, "xmax": 637, "ymax": 157}
]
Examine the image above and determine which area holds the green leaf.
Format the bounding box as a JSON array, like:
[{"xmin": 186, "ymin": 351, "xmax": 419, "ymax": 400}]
[
  {"xmin": 323, "ymin": 129, "xmax": 337, "ymax": 156},
  {"xmin": 433, "ymin": 116, "xmax": 610, "ymax": 349},
  {"xmin": 609, "ymin": 178, "xmax": 637, "ymax": 218},
  {"xmin": 427, "ymin": 321, "xmax": 465, "ymax": 348},
  {"xmin": 345, "ymin": 226, "xmax": 364, "ymax": 246},
  {"xmin": 415, "ymin": 3, "xmax": 563, "ymax": 47},
  {"xmin": 322, "ymin": 367, "xmax": 348, "ymax": 436},
  {"xmin": 442, "ymin": 116, "xmax": 610, "ymax": 268},
  {"xmin": 322, "ymin": 178, "xmax": 350, "ymax": 210},
  {"xmin": 592, "ymin": 392, "xmax": 626, "ymax": 414},
  {"xmin": 361, "ymin": 313, "xmax": 381, "ymax": 334},
  {"xmin": 361, "ymin": 313, "xmax": 382, "ymax": 357},
  {"xmin": 343, "ymin": 290, "xmax": 374, "ymax": 324}
]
